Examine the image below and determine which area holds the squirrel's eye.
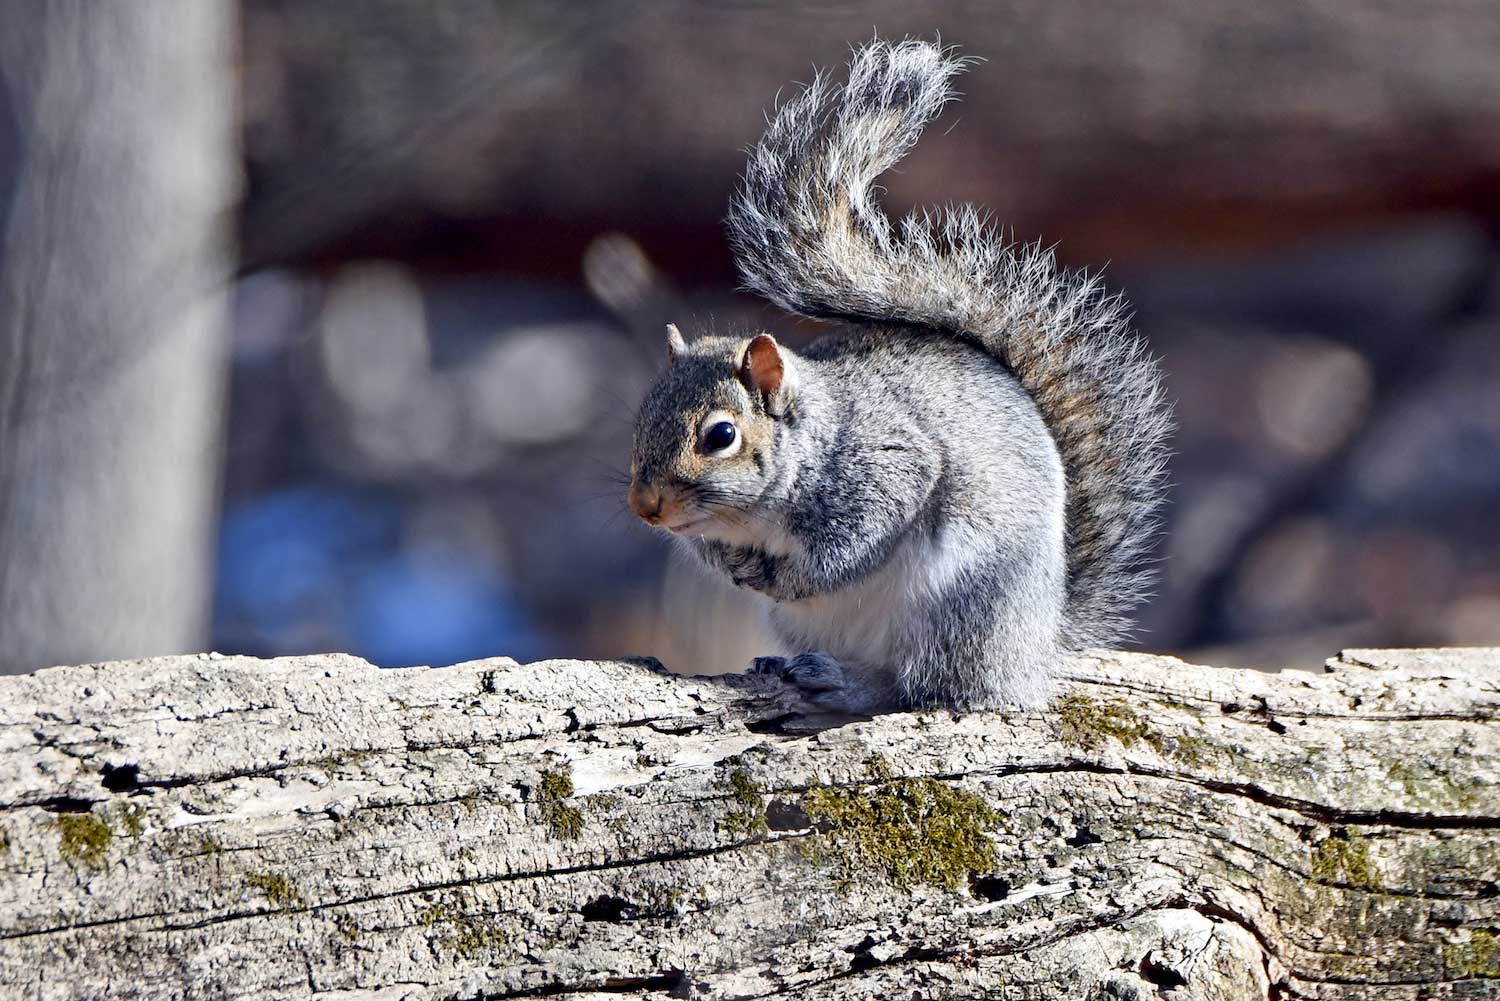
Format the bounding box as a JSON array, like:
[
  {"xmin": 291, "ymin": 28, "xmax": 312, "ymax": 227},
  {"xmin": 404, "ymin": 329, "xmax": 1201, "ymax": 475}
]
[{"xmin": 703, "ymin": 421, "xmax": 738, "ymax": 453}]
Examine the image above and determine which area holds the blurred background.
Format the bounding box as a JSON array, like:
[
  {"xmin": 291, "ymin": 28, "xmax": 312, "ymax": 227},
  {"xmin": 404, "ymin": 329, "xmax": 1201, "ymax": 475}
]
[{"xmin": 2, "ymin": 1, "xmax": 1498, "ymax": 678}]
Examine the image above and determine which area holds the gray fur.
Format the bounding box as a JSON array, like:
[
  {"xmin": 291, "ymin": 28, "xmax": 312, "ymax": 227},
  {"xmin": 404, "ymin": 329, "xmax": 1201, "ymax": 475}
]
[{"xmin": 629, "ymin": 39, "xmax": 1171, "ymax": 710}]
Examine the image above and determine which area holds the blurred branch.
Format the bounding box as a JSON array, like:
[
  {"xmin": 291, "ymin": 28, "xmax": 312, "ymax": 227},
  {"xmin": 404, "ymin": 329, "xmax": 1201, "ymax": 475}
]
[{"xmin": 241, "ymin": 1, "xmax": 1500, "ymax": 272}]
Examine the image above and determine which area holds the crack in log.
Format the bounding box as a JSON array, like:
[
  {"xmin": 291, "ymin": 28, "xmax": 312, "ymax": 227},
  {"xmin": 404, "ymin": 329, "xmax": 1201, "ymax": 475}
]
[
  {"xmin": 0, "ymin": 827, "xmax": 809, "ymax": 942},
  {"xmin": 465, "ymin": 972, "xmax": 688, "ymax": 998},
  {"xmin": 1174, "ymin": 896, "xmax": 1281, "ymax": 972},
  {"xmin": 1019, "ymin": 760, "xmax": 1500, "ymax": 831},
  {"xmin": 1064, "ymin": 676, "xmax": 1499, "ymax": 723},
  {"xmin": 754, "ymin": 901, "xmax": 1197, "ymax": 998},
  {"xmin": 0, "ymin": 737, "xmax": 565, "ymax": 812},
  {"xmin": 1146, "ymin": 808, "xmax": 1496, "ymax": 901}
]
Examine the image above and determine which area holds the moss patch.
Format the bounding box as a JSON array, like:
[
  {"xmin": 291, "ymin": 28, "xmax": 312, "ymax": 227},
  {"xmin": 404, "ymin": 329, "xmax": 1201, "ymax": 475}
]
[
  {"xmin": 245, "ymin": 871, "xmax": 304, "ymax": 909},
  {"xmin": 1172, "ymin": 733, "xmax": 1208, "ymax": 765},
  {"xmin": 720, "ymin": 769, "xmax": 768, "ymax": 838},
  {"xmin": 1144, "ymin": 730, "xmax": 1209, "ymax": 766},
  {"xmin": 1387, "ymin": 759, "xmax": 1476, "ymax": 810},
  {"xmin": 801, "ymin": 775, "xmax": 1001, "ymax": 891},
  {"xmin": 55, "ymin": 813, "xmax": 112, "ymax": 868},
  {"xmin": 1311, "ymin": 832, "xmax": 1379, "ymax": 890},
  {"xmin": 1444, "ymin": 929, "xmax": 1500, "ymax": 978},
  {"xmin": 1388, "ymin": 760, "xmax": 1424, "ymax": 800},
  {"xmin": 112, "ymin": 802, "xmax": 146, "ymax": 838},
  {"xmin": 588, "ymin": 793, "xmax": 628, "ymax": 834},
  {"xmin": 1054, "ymin": 693, "xmax": 1148, "ymax": 752},
  {"xmin": 537, "ymin": 768, "xmax": 584, "ymax": 841},
  {"xmin": 419, "ymin": 899, "xmax": 506, "ymax": 959}
]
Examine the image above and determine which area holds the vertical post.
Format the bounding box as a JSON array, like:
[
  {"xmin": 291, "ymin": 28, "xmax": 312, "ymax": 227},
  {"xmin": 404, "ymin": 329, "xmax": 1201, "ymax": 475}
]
[{"xmin": 0, "ymin": 1, "xmax": 238, "ymax": 673}]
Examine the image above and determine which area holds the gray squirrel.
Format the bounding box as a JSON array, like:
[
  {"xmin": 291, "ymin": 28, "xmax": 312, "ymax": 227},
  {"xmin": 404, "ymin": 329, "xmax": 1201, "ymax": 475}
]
[{"xmin": 626, "ymin": 39, "xmax": 1172, "ymax": 712}]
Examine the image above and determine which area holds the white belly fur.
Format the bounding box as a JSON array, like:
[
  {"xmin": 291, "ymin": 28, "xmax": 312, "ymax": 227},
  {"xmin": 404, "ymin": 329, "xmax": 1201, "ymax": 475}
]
[{"xmin": 768, "ymin": 523, "xmax": 976, "ymax": 670}]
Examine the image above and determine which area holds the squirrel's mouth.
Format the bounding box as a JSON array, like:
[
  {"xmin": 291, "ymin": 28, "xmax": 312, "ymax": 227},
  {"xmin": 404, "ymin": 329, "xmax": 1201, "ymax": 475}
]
[{"xmin": 664, "ymin": 514, "xmax": 712, "ymax": 535}]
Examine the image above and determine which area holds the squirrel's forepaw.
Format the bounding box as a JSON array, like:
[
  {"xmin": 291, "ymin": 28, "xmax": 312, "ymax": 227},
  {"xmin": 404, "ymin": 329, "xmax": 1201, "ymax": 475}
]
[
  {"xmin": 751, "ymin": 652, "xmax": 862, "ymax": 711},
  {"xmin": 750, "ymin": 655, "xmax": 787, "ymax": 676},
  {"xmin": 780, "ymin": 652, "xmax": 848, "ymax": 693}
]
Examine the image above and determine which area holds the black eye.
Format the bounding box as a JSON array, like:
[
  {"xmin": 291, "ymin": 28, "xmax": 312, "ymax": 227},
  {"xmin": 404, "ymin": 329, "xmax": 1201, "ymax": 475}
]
[{"xmin": 703, "ymin": 421, "xmax": 737, "ymax": 452}]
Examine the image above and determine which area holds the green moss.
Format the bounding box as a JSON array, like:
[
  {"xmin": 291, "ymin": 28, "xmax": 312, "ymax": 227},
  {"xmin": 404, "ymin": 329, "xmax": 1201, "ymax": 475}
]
[
  {"xmin": 111, "ymin": 802, "xmax": 146, "ymax": 838},
  {"xmin": 1311, "ymin": 833, "xmax": 1379, "ymax": 890},
  {"xmin": 315, "ymin": 749, "xmax": 374, "ymax": 773},
  {"xmin": 1388, "ymin": 760, "xmax": 1423, "ymax": 799},
  {"xmin": 863, "ymin": 754, "xmax": 894, "ymax": 782},
  {"xmin": 419, "ymin": 899, "xmax": 506, "ymax": 959},
  {"xmin": 1387, "ymin": 759, "xmax": 1477, "ymax": 810},
  {"xmin": 720, "ymin": 769, "xmax": 769, "ymax": 838},
  {"xmin": 539, "ymin": 769, "xmax": 573, "ymax": 799},
  {"xmin": 1144, "ymin": 730, "xmax": 1208, "ymax": 766},
  {"xmin": 153, "ymin": 827, "xmax": 220, "ymax": 860},
  {"xmin": 1173, "ymin": 734, "xmax": 1209, "ymax": 765},
  {"xmin": 418, "ymin": 902, "xmax": 457, "ymax": 926},
  {"xmin": 1444, "ymin": 929, "xmax": 1500, "ymax": 978},
  {"xmin": 55, "ymin": 813, "xmax": 112, "ymax": 868},
  {"xmin": 335, "ymin": 916, "xmax": 361, "ymax": 942},
  {"xmin": 536, "ymin": 768, "xmax": 584, "ymax": 841},
  {"xmin": 245, "ymin": 871, "xmax": 304, "ymax": 909},
  {"xmin": 801, "ymin": 775, "xmax": 1002, "ymax": 890},
  {"xmin": 1054, "ymin": 693, "xmax": 1148, "ymax": 752},
  {"xmin": 588, "ymin": 793, "xmax": 628, "ymax": 834}
]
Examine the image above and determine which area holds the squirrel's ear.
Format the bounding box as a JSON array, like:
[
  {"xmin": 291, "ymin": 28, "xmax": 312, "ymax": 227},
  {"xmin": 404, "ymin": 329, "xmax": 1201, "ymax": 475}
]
[
  {"xmin": 666, "ymin": 323, "xmax": 687, "ymax": 363},
  {"xmin": 739, "ymin": 333, "xmax": 796, "ymax": 417}
]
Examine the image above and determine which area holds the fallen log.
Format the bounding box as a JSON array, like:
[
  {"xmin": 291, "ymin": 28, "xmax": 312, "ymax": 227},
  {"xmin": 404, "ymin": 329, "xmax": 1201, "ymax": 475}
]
[{"xmin": 1, "ymin": 648, "xmax": 1496, "ymax": 999}]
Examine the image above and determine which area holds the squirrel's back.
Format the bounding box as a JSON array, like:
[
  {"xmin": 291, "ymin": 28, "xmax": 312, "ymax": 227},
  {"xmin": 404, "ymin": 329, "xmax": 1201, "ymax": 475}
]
[{"xmin": 727, "ymin": 38, "xmax": 1172, "ymax": 649}]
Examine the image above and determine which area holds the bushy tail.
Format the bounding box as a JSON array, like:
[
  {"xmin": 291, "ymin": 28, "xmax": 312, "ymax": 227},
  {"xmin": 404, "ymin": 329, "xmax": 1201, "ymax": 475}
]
[{"xmin": 728, "ymin": 39, "xmax": 1172, "ymax": 648}]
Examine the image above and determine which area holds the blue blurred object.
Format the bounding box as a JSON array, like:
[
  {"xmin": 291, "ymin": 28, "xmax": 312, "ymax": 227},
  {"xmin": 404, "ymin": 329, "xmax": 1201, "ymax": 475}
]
[
  {"xmin": 214, "ymin": 484, "xmax": 540, "ymax": 667},
  {"xmin": 348, "ymin": 548, "xmax": 539, "ymax": 668}
]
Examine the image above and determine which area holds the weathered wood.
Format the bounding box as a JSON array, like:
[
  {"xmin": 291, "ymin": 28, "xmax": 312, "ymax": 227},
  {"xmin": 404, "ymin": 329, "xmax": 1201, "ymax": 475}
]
[{"xmin": 1, "ymin": 649, "xmax": 1496, "ymax": 999}]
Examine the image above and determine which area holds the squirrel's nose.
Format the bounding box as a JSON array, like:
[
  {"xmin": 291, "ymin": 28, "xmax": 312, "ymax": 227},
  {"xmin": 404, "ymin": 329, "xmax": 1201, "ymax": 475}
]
[{"xmin": 628, "ymin": 483, "xmax": 664, "ymax": 523}]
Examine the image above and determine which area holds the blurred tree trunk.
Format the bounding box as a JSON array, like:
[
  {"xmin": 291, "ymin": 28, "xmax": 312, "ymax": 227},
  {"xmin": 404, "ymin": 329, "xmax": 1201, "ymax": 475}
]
[{"xmin": 0, "ymin": 1, "xmax": 237, "ymax": 674}]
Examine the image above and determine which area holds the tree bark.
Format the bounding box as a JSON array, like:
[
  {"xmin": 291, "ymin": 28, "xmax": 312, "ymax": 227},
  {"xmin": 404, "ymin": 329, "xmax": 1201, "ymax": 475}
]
[
  {"xmin": 0, "ymin": 0, "xmax": 237, "ymax": 674},
  {"xmin": 1, "ymin": 648, "xmax": 1496, "ymax": 999}
]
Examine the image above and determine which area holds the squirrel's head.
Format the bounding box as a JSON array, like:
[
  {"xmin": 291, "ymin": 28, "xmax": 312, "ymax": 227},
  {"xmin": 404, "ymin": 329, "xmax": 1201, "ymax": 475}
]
[{"xmin": 628, "ymin": 324, "xmax": 798, "ymax": 540}]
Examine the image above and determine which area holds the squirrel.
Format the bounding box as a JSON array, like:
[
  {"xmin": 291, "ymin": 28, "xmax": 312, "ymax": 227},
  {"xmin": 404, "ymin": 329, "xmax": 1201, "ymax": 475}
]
[{"xmin": 626, "ymin": 39, "xmax": 1172, "ymax": 712}]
